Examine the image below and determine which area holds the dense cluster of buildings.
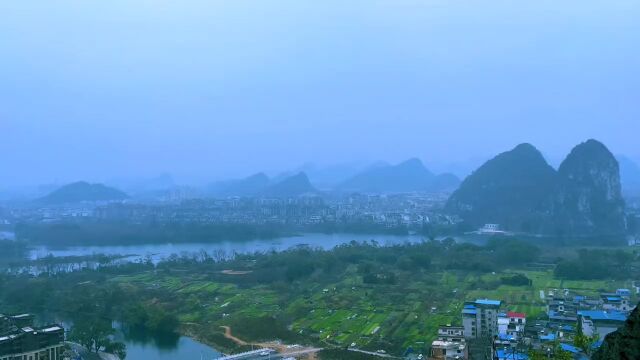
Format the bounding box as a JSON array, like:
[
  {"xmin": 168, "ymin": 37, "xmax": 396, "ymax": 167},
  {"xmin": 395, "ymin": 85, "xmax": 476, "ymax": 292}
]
[
  {"xmin": 428, "ymin": 289, "xmax": 635, "ymax": 360},
  {"xmin": 1, "ymin": 193, "xmax": 457, "ymax": 230},
  {"xmin": 0, "ymin": 314, "xmax": 66, "ymax": 360}
]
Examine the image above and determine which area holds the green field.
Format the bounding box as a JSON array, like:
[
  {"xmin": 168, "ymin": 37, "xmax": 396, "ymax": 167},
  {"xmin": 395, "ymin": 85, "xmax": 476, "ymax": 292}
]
[{"xmin": 107, "ymin": 266, "xmax": 636, "ymax": 353}]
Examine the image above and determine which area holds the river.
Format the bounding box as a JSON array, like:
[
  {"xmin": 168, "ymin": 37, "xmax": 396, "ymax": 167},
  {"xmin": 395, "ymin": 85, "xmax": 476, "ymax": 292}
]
[
  {"xmin": 112, "ymin": 328, "xmax": 222, "ymax": 360},
  {"xmin": 25, "ymin": 233, "xmax": 434, "ymax": 359},
  {"xmin": 28, "ymin": 232, "xmax": 430, "ymax": 263}
]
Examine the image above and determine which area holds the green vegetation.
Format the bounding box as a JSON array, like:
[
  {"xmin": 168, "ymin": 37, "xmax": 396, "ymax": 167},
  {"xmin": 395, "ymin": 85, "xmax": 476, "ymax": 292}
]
[
  {"xmin": 555, "ymin": 248, "xmax": 634, "ymax": 280},
  {"xmin": 0, "ymin": 239, "xmax": 637, "ymax": 356},
  {"xmin": 0, "ymin": 240, "xmax": 28, "ymax": 266}
]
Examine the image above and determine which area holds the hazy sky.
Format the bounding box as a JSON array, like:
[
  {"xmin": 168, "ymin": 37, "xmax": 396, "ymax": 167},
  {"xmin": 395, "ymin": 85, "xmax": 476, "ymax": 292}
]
[{"xmin": 1, "ymin": 1, "xmax": 639, "ymax": 186}]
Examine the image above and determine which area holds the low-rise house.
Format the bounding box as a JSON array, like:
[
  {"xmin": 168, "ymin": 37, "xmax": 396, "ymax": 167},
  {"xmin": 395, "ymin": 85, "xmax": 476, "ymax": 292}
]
[
  {"xmin": 430, "ymin": 340, "xmax": 468, "ymax": 360},
  {"xmin": 437, "ymin": 325, "xmax": 465, "ymax": 343},
  {"xmin": 497, "ymin": 312, "xmax": 526, "ymax": 340},
  {"xmin": 578, "ymin": 310, "xmax": 627, "ymax": 339},
  {"xmin": 600, "ymin": 293, "xmax": 631, "ymax": 313}
]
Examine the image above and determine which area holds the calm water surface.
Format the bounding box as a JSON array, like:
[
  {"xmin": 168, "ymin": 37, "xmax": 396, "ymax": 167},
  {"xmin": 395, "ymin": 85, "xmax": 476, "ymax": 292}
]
[
  {"xmin": 29, "ymin": 233, "xmax": 430, "ymax": 262},
  {"xmin": 113, "ymin": 331, "xmax": 222, "ymax": 360},
  {"xmin": 27, "ymin": 232, "xmax": 477, "ymax": 359}
]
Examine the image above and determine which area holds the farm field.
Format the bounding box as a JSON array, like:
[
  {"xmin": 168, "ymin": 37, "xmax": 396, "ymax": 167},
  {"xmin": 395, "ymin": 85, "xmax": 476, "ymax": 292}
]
[{"xmin": 107, "ymin": 266, "xmax": 636, "ymax": 354}]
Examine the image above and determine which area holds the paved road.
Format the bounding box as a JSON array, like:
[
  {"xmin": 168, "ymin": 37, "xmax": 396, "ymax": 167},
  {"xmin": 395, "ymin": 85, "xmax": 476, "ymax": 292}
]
[
  {"xmin": 348, "ymin": 348, "xmax": 401, "ymax": 359},
  {"xmin": 216, "ymin": 347, "xmax": 321, "ymax": 360}
]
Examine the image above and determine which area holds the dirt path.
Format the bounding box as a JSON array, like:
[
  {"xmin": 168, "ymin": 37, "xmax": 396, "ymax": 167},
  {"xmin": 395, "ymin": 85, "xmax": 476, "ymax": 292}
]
[
  {"xmin": 220, "ymin": 326, "xmax": 322, "ymax": 358},
  {"xmin": 220, "ymin": 325, "xmax": 249, "ymax": 346}
]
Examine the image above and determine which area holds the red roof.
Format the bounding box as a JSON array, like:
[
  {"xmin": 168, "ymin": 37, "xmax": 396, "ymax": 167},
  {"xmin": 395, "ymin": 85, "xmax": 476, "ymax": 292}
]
[{"xmin": 508, "ymin": 312, "xmax": 526, "ymax": 319}]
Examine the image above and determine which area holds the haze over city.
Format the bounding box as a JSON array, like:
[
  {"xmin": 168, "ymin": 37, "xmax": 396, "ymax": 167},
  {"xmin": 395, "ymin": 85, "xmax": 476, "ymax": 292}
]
[
  {"xmin": 2, "ymin": 0, "xmax": 639, "ymax": 186},
  {"xmin": 3, "ymin": 2, "xmax": 640, "ymax": 360}
]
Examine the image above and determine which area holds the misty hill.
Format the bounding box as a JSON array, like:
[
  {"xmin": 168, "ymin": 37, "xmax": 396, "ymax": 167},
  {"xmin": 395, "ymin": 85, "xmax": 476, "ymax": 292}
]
[
  {"xmin": 39, "ymin": 181, "xmax": 129, "ymax": 204},
  {"xmin": 209, "ymin": 173, "xmax": 270, "ymax": 197},
  {"xmin": 554, "ymin": 140, "xmax": 626, "ymax": 237},
  {"xmin": 447, "ymin": 140, "xmax": 626, "ymax": 238},
  {"xmin": 260, "ymin": 172, "xmax": 317, "ymax": 198},
  {"xmin": 109, "ymin": 173, "xmax": 177, "ymax": 198},
  {"xmin": 338, "ymin": 158, "xmax": 460, "ymax": 193},
  {"xmin": 129, "ymin": 173, "xmax": 175, "ymax": 193},
  {"xmin": 592, "ymin": 303, "xmax": 640, "ymax": 360},
  {"xmin": 294, "ymin": 162, "xmax": 370, "ymax": 188},
  {"xmin": 618, "ymin": 155, "xmax": 640, "ymax": 196},
  {"xmin": 446, "ymin": 143, "xmax": 557, "ymax": 232}
]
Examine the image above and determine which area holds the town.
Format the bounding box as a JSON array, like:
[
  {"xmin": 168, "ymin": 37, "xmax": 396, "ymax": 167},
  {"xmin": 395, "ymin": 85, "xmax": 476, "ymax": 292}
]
[
  {"xmin": 429, "ymin": 287, "xmax": 634, "ymax": 360},
  {"xmin": 0, "ymin": 193, "xmax": 456, "ymax": 233}
]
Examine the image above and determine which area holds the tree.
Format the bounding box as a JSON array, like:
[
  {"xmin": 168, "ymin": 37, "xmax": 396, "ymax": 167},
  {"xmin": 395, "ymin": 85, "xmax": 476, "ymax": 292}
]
[
  {"xmin": 105, "ymin": 340, "xmax": 127, "ymax": 359},
  {"xmin": 69, "ymin": 318, "xmax": 114, "ymax": 353},
  {"xmin": 574, "ymin": 332, "xmax": 599, "ymax": 355}
]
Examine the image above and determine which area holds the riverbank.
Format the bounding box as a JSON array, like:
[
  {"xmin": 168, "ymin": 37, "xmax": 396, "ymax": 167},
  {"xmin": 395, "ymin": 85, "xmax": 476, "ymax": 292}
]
[{"xmin": 68, "ymin": 342, "xmax": 120, "ymax": 360}]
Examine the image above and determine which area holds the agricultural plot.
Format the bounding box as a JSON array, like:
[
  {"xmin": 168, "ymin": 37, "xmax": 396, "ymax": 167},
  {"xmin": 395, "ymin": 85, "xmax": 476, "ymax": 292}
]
[{"xmin": 107, "ymin": 265, "xmax": 635, "ymax": 355}]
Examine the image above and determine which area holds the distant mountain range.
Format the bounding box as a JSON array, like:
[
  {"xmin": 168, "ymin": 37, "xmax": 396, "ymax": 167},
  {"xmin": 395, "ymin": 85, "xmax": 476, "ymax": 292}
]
[
  {"xmin": 38, "ymin": 181, "xmax": 129, "ymax": 204},
  {"xmin": 338, "ymin": 158, "xmax": 460, "ymax": 194},
  {"xmin": 208, "ymin": 159, "xmax": 457, "ymax": 198},
  {"xmin": 23, "ymin": 150, "xmax": 639, "ymax": 205},
  {"xmin": 209, "ymin": 173, "xmax": 271, "ymax": 197},
  {"xmin": 447, "ymin": 139, "xmax": 626, "ymax": 239},
  {"xmin": 209, "ymin": 172, "xmax": 317, "ymax": 198},
  {"xmin": 261, "ymin": 172, "xmax": 317, "ymax": 198}
]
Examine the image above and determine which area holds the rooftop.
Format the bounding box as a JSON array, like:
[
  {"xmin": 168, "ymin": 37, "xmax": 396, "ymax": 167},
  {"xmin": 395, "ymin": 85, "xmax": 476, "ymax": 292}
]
[
  {"xmin": 507, "ymin": 312, "xmax": 526, "ymax": 319},
  {"xmin": 475, "ymin": 299, "xmax": 501, "ymax": 307},
  {"xmin": 578, "ymin": 310, "xmax": 627, "ymax": 322},
  {"xmin": 495, "ymin": 349, "xmax": 528, "ymax": 360},
  {"xmin": 560, "ymin": 343, "xmax": 581, "ymax": 354}
]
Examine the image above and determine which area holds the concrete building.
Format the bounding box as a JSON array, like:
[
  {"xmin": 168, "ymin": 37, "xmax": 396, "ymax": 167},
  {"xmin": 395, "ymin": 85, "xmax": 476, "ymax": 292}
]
[
  {"xmin": 0, "ymin": 314, "xmax": 65, "ymax": 360},
  {"xmin": 462, "ymin": 299, "xmax": 501, "ymax": 339},
  {"xmin": 430, "ymin": 340, "xmax": 468, "ymax": 360},
  {"xmin": 497, "ymin": 312, "xmax": 526, "ymax": 340},
  {"xmin": 600, "ymin": 292, "xmax": 631, "ymax": 313},
  {"xmin": 578, "ymin": 310, "xmax": 627, "ymax": 339},
  {"xmin": 436, "ymin": 326, "xmax": 465, "ymax": 343}
]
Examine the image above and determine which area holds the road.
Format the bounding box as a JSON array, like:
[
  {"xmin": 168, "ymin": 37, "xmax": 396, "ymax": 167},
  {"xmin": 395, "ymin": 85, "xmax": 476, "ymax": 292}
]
[{"xmin": 348, "ymin": 348, "xmax": 402, "ymax": 359}]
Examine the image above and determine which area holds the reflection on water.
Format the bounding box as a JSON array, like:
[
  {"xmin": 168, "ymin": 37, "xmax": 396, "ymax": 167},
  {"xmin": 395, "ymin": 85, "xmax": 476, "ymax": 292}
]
[
  {"xmin": 118, "ymin": 326, "xmax": 181, "ymax": 350},
  {"xmin": 120, "ymin": 335, "xmax": 222, "ymax": 360},
  {"xmin": 113, "ymin": 326, "xmax": 222, "ymax": 360},
  {"xmin": 29, "ymin": 233, "xmax": 431, "ymax": 263}
]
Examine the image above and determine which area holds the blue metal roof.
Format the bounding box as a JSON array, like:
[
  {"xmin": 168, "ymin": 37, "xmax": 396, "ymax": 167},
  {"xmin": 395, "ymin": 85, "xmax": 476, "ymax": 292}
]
[
  {"xmin": 462, "ymin": 309, "xmax": 477, "ymax": 315},
  {"xmin": 464, "ymin": 304, "xmax": 476, "ymax": 309},
  {"xmin": 496, "ymin": 349, "xmax": 528, "ymax": 360},
  {"xmin": 560, "ymin": 343, "xmax": 580, "ymax": 354},
  {"xmin": 475, "ymin": 299, "xmax": 501, "ymax": 306},
  {"xmin": 578, "ymin": 310, "xmax": 627, "ymax": 322},
  {"xmin": 540, "ymin": 334, "xmax": 556, "ymax": 341},
  {"xmin": 606, "ymin": 296, "xmax": 622, "ymax": 302}
]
